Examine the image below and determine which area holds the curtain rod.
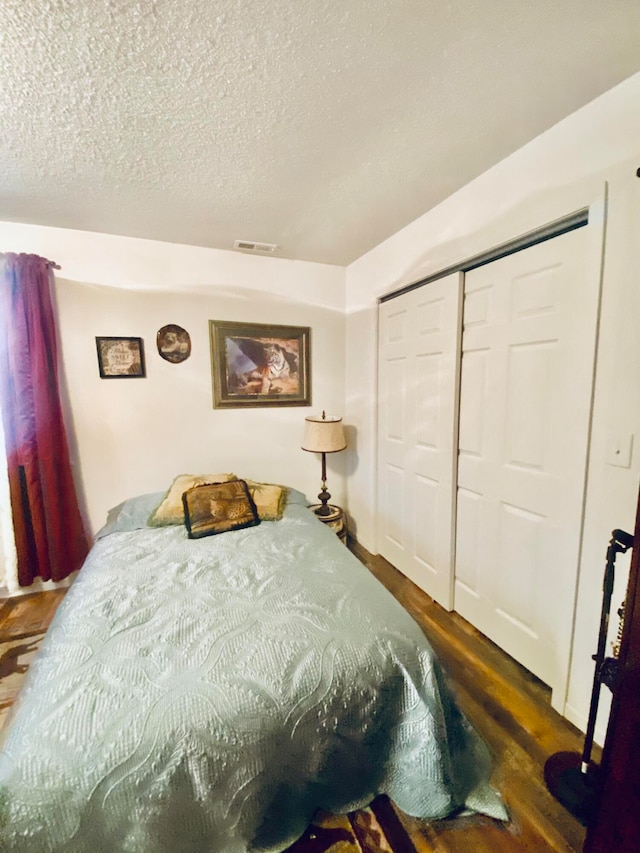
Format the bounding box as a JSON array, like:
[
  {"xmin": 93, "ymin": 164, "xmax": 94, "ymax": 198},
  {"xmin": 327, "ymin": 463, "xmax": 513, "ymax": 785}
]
[{"xmin": 1, "ymin": 253, "xmax": 61, "ymax": 269}]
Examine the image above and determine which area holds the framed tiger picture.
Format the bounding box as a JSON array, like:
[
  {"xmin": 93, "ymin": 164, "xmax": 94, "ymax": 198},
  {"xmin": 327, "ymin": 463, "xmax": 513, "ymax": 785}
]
[{"xmin": 209, "ymin": 320, "xmax": 311, "ymax": 408}]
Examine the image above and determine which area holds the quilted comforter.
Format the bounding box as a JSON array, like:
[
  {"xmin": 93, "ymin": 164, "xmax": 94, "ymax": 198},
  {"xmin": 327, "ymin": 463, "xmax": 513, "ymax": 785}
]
[{"xmin": 0, "ymin": 490, "xmax": 505, "ymax": 852}]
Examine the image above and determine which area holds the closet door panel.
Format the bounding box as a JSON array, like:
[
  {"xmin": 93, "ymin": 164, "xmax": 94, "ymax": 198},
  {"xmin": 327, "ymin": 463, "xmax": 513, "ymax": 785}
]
[
  {"xmin": 455, "ymin": 223, "xmax": 603, "ymax": 708},
  {"xmin": 378, "ymin": 273, "xmax": 463, "ymax": 609}
]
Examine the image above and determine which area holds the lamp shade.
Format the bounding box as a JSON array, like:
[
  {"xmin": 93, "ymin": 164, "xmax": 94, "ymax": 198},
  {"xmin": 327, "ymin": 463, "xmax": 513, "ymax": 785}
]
[{"xmin": 301, "ymin": 413, "xmax": 346, "ymax": 453}]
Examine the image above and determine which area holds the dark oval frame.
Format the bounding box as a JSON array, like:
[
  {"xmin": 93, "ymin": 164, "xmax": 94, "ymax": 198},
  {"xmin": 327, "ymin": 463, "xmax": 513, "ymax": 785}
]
[{"xmin": 157, "ymin": 324, "xmax": 191, "ymax": 363}]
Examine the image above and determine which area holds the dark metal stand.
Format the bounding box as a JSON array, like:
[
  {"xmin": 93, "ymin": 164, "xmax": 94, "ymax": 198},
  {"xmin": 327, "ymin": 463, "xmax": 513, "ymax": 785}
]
[
  {"xmin": 315, "ymin": 451, "xmax": 332, "ymax": 516},
  {"xmin": 544, "ymin": 528, "xmax": 633, "ymax": 825}
]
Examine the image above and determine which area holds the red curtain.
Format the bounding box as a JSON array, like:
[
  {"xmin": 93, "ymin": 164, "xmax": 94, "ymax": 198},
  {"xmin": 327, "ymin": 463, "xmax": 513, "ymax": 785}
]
[{"xmin": 0, "ymin": 253, "xmax": 89, "ymax": 586}]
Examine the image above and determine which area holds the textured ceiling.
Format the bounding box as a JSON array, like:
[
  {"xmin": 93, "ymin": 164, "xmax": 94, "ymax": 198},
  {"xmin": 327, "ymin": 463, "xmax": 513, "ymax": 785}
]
[{"xmin": 2, "ymin": 1, "xmax": 640, "ymax": 266}]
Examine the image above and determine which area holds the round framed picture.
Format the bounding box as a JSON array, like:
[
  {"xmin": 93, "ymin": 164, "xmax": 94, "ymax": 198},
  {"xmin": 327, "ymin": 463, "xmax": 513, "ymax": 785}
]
[{"xmin": 157, "ymin": 324, "xmax": 191, "ymax": 363}]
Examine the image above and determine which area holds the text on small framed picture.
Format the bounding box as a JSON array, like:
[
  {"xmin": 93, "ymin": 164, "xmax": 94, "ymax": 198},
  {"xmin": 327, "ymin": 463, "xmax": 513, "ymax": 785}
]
[{"xmin": 96, "ymin": 337, "xmax": 146, "ymax": 378}]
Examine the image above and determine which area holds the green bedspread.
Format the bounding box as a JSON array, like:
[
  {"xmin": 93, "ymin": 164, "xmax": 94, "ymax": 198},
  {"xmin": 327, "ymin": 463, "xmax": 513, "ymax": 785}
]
[{"xmin": 0, "ymin": 492, "xmax": 505, "ymax": 851}]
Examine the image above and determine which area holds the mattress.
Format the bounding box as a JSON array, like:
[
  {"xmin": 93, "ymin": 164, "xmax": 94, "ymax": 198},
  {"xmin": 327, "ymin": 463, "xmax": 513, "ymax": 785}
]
[{"xmin": 0, "ymin": 488, "xmax": 505, "ymax": 851}]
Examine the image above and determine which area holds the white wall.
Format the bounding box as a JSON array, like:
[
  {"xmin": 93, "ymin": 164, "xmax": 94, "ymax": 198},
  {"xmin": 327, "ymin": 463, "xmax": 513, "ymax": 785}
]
[
  {"xmin": 345, "ymin": 71, "xmax": 640, "ymax": 739},
  {"xmin": 2, "ymin": 71, "xmax": 639, "ymax": 739},
  {"xmin": 0, "ymin": 224, "xmax": 346, "ymax": 536}
]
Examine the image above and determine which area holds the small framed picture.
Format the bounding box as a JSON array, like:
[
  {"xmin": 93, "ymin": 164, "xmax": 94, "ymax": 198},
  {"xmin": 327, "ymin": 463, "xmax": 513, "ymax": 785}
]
[
  {"xmin": 157, "ymin": 324, "xmax": 191, "ymax": 363},
  {"xmin": 96, "ymin": 337, "xmax": 146, "ymax": 378},
  {"xmin": 209, "ymin": 320, "xmax": 311, "ymax": 408}
]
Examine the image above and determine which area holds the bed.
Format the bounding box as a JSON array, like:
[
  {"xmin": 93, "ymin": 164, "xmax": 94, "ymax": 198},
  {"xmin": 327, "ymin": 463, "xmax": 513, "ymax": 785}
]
[{"xmin": 0, "ymin": 478, "xmax": 506, "ymax": 852}]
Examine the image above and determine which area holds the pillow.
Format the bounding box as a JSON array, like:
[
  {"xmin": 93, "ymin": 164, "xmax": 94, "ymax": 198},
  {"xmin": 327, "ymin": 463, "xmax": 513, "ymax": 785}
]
[
  {"xmin": 148, "ymin": 473, "xmax": 236, "ymax": 526},
  {"xmin": 96, "ymin": 492, "xmax": 165, "ymax": 540},
  {"xmin": 281, "ymin": 487, "xmax": 311, "ymax": 507},
  {"xmin": 243, "ymin": 479, "xmax": 287, "ymax": 521},
  {"xmin": 182, "ymin": 480, "xmax": 260, "ymax": 539}
]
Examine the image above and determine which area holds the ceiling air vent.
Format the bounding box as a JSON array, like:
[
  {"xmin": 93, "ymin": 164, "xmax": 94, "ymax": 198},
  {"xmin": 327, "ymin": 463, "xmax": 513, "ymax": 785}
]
[{"xmin": 233, "ymin": 239, "xmax": 278, "ymax": 254}]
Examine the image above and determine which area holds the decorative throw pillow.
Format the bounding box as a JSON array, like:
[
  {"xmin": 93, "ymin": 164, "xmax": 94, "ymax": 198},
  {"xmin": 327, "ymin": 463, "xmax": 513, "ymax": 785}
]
[
  {"xmin": 182, "ymin": 480, "xmax": 260, "ymax": 539},
  {"xmin": 148, "ymin": 473, "xmax": 236, "ymax": 526},
  {"xmin": 243, "ymin": 479, "xmax": 287, "ymax": 521}
]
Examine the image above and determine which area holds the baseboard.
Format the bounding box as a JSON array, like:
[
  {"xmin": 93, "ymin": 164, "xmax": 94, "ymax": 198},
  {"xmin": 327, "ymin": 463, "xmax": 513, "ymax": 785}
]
[
  {"xmin": 564, "ymin": 702, "xmax": 607, "ymax": 750},
  {"xmin": 0, "ymin": 575, "xmax": 75, "ymax": 600}
]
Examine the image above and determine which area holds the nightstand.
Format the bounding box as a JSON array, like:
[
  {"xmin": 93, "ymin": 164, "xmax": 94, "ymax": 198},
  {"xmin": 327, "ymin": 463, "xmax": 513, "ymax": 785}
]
[{"xmin": 309, "ymin": 504, "xmax": 347, "ymax": 544}]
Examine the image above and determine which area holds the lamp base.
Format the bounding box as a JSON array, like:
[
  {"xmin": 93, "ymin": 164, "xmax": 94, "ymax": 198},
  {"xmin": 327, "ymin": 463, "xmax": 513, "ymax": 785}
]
[
  {"xmin": 315, "ymin": 485, "xmax": 332, "ymax": 515},
  {"xmin": 543, "ymin": 751, "xmax": 601, "ymax": 826}
]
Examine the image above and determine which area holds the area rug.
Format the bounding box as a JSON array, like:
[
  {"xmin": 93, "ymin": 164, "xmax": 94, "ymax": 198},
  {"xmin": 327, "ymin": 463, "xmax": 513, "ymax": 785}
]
[
  {"xmin": 0, "ymin": 633, "xmax": 45, "ymax": 732},
  {"xmin": 285, "ymin": 797, "xmax": 410, "ymax": 853}
]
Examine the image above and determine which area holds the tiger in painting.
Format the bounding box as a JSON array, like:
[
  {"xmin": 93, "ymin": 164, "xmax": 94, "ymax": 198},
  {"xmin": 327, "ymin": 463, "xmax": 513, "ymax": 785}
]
[
  {"xmin": 232, "ymin": 339, "xmax": 298, "ymax": 395},
  {"xmin": 251, "ymin": 343, "xmax": 292, "ymax": 394}
]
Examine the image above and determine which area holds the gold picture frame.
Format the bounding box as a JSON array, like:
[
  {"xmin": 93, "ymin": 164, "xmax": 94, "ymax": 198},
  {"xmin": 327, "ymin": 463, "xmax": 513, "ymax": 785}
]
[{"xmin": 209, "ymin": 320, "xmax": 311, "ymax": 408}]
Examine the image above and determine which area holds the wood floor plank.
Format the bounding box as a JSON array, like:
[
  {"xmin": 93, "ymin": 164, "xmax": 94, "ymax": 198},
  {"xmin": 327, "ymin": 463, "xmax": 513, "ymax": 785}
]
[
  {"xmin": 348, "ymin": 539, "xmax": 587, "ymax": 852},
  {"xmin": 0, "ymin": 589, "xmax": 67, "ymax": 641}
]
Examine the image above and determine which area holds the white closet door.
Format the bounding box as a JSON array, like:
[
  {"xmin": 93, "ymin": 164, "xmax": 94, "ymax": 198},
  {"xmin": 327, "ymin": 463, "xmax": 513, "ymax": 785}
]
[
  {"xmin": 455, "ymin": 225, "xmax": 602, "ymax": 709},
  {"xmin": 377, "ymin": 273, "xmax": 463, "ymax": 609}
]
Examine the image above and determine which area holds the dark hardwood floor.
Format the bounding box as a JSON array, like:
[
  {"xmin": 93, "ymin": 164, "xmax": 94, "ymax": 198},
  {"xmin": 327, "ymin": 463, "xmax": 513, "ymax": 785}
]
[
  {"xmin": 0, "ymin": 588, "xmax": 67, "ymax": 732},
  {"xmin": 349, "ymin": 539, "xmax": 595, "ymax": 852},
  {"xmin": 0, "ymin": 543, "xmax": 593, "ymax": 852}
]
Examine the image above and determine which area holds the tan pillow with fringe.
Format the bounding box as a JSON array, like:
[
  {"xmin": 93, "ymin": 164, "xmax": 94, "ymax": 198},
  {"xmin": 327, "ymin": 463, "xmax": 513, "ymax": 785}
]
[
  {"xmin": 148, "ymin": 473, "xmax": 236, "ymax": 526},
  {"xmin": 243, "ymin": 479, "xmax": 287, "ymax": 521}
]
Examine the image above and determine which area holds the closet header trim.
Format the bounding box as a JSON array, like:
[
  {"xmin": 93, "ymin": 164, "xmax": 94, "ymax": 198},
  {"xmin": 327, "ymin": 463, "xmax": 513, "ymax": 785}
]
[{"xmin": 379, "ymin": 208, "xmax": 589, "ymax": 304}]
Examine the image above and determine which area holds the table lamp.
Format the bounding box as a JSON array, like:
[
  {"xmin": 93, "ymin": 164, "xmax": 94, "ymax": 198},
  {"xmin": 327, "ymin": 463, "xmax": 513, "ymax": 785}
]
[{"xmin": 301, "ymin": 411, "xmax": 347, "ymax": 516}]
